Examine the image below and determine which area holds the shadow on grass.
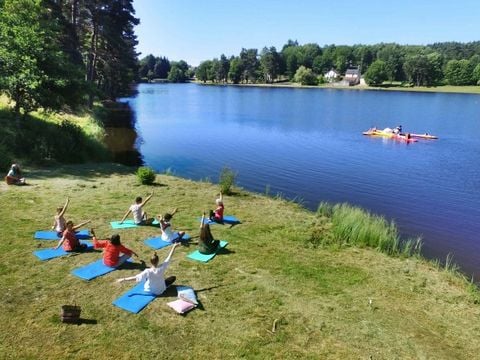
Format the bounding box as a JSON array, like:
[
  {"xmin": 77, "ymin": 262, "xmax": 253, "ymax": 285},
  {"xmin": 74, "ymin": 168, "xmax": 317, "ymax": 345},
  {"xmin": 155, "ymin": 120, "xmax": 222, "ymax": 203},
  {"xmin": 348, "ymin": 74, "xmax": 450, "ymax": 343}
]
[
  {"xmin": 120, "ymin": 260, "xmax": 147, "ymax": 271},
  {"xmin": 28, "ymin": 162, "xmax": 136, "ymax": 182},
  {"xmin": 218, "ymin": 247, "xmax": 235, "ymax": 257}
]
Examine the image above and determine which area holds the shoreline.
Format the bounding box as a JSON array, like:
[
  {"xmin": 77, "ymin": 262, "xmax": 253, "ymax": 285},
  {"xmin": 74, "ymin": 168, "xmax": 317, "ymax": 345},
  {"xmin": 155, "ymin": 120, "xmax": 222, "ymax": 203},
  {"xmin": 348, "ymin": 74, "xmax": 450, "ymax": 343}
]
[{"xmin": 191, "ymin": 80, "xmax": 480, "ymax": 95}]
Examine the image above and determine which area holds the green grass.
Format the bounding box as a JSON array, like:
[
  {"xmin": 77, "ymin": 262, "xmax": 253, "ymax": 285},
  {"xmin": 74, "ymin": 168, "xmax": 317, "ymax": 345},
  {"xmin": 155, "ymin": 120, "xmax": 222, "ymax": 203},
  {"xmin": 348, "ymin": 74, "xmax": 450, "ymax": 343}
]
[
  {"xmin": 1, "ymin": 164, "xmax": 480, "ymax": 359},
  {"xmin": 0, "ymin": 96, "xmax": 109, "ymax": 170}
]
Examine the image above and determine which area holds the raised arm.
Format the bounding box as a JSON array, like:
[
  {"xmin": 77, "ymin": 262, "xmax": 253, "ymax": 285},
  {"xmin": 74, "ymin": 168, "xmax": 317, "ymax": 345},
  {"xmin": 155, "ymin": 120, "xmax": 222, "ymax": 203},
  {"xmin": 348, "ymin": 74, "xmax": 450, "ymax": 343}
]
[
  {"xmin": 59, "ymin": 197, "xmax": 70, "ymax": 217},
  {"xmin": 218, "ymin": 192, "xmax": 223, "ymax": 203},
  {"xmin": 171, "ymin": 207, "xmax": 178, "ymax": 216},
  {"xmin": 72, "ymin": 219, "xmax": 91, "ymax": 231},
  {"xmin": 164, "ymin": 242, "xmax": 179, "ymax": 263},
  {"xmin": 116, "ymin": 275, "xmax": 137, "ymax": 283},
  {"xmin": 120, "ymin": 208, "xmax": 131, "ymax": 223},
  {"xmin": 200, "ymin": 212, "xmax": 206, "ymax": 229},
  {"xmin": 140, "ymin": 192, "xmax": 154, "ymax": 207}
]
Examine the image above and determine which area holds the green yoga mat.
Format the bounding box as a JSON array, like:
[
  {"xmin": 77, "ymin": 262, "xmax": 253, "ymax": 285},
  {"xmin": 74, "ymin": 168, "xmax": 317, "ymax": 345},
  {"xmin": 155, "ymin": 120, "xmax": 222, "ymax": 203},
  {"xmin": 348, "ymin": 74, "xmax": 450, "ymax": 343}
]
[
  {"xmin": 110, "ymin": 219, "xmax": 159, "ymax": 229},
  {"xmin": 186, "ymin": 241, "xmax": 228, "ymax": 263}
]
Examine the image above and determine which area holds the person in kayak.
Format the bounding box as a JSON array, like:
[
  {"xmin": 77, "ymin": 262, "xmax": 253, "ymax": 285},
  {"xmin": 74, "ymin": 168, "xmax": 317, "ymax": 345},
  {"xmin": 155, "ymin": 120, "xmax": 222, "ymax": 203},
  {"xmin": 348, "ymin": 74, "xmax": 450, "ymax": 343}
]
[{"xmin": 393, "ymin": 125, "xmax": 402, "ymax": 134}]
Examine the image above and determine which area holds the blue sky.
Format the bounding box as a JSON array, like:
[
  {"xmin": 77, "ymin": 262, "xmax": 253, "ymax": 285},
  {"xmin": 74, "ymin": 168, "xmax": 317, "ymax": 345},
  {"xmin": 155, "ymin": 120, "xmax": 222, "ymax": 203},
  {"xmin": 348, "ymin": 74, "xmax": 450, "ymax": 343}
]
[{"xmin": 133, "ymin": 0, "xmax": 479, "ymax": 66}]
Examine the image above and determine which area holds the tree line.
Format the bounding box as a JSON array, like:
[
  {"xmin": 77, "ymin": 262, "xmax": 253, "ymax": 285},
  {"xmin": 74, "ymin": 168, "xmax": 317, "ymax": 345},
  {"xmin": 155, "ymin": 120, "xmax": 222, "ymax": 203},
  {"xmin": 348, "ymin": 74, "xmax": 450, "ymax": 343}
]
[
  {"xmin": 0, "ymin": 0, "xmax": 139, "ymax": 117},
  {"xmin": 187, "ymin": 40, "xmax": 480, "ymax": 87},
  {"xmin": 137, "ymin": 55, "xmax": 194, "ymax": 83}
]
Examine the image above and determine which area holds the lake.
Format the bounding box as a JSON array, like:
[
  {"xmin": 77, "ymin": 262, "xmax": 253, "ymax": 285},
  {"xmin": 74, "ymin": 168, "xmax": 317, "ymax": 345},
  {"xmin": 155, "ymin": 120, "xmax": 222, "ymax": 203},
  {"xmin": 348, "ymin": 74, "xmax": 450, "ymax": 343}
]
[{"xmin": 119, "ymin": 83, "xmax": 480, "ymax": 278}]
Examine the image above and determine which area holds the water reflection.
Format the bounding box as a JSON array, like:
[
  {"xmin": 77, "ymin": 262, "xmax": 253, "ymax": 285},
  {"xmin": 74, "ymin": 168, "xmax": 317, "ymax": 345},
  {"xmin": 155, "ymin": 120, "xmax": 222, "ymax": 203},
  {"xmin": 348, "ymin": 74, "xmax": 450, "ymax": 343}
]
[{"xmin": 103, "ymin": 127, "xmax": 142, "ymax": 166}]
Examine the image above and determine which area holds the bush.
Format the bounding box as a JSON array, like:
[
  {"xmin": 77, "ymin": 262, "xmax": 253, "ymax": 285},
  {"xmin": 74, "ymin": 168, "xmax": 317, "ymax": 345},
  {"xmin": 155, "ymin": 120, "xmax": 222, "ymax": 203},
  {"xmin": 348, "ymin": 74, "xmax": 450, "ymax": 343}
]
[
  {"xmin": 136, "ymin": 166, "xmax": 156, "ymax": 185},
  {"xmin": 219, "ymin": 166, "xmax": 236, "ymax": 195}
]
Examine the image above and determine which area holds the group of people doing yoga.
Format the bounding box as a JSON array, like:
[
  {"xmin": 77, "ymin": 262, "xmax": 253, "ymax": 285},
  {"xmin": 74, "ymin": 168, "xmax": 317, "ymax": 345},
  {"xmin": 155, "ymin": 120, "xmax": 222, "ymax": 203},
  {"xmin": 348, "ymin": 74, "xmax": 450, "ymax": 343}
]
[{"xmin": 51, "ymin": 192, "xmax": 226, "ymax": 296}]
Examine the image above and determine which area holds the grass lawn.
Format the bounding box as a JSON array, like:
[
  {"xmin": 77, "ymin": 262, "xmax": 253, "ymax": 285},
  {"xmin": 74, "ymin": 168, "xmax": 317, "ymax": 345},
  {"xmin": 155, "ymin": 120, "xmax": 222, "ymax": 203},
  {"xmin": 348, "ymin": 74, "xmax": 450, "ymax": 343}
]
[{"xmin": 1, "ymin": 164, "xmax": 479, "ymax": 359}]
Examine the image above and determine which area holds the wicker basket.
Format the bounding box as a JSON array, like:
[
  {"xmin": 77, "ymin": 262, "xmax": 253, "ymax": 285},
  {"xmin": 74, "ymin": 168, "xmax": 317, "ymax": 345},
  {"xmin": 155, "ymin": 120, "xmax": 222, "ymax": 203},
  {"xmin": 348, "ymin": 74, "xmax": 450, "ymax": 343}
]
[{"xmin": 60, "ymin": 305, "xmax": 81, "ymax": 324}]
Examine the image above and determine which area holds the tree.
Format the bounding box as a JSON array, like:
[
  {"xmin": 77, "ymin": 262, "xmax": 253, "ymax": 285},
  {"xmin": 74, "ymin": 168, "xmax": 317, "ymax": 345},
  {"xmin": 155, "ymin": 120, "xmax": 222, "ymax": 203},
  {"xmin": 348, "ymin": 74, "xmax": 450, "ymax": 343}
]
[
  {"xmin": 260, "ymin": 47, "xmax": 280, "ymax": 83},
  {"xmin": 196, "ymin": 60, "xmax": 212, "ymax": 83},
  {"xmin": 403, "ymin": 54, "xmax": 439, "ymax": 86},
  {"xmin": 333, "ymin": 46, "xmax": 353, "ymax": 74},
  {"xmin": 377, "ymin": 44, "xmax": 405, "ymax": 82},
  {"xmin": 139, "ymin": 54, "xmax": 156, "ymax": 78},
  {"xmin": 472, "ymin": 63, "xmax": 480, "ymax": 85},
  {"xmin": 298, "ymin": 43, "xmax": 322, "ymax": 68},
  {"xmin": 216, "ymin": 54, "xmax": 230, "ymax": 83},
  {"xmin": 167, "ymin": 62, "xmax": 188, "ymax": 82},
  {"xmin": 228, "ymin": 57, "xmax": 244, "ymax": 84},
  {"xmin": 0, "ymin": 0, "xmax": 85, "ymax": 117},
  {"xmin": 293, "ymin": 66, "xmax": 318, "ymax": 86},
  {"xmin": 282, "ymin": 45, "xmax": 299, "ymax": 79},
  {"xmin": 239, "ymin": 48, "xmax": 260, "ymax": 83},
  {"xmin": 444, "ymin": 59, "xmax": 474, "ymax": 85},
  {"xmin": 154, "ymin": 57, "xmax": 170, "ymax": 79},
  {"xmin": 364, "ymin": 60, "xmax": 388, "ymax": 85}
]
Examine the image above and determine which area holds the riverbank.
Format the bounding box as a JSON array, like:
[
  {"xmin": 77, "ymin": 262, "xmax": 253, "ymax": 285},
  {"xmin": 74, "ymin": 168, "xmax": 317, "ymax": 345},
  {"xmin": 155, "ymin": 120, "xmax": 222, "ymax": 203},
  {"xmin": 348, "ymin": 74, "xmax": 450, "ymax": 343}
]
[
  {"xmin": 0, "ymin": 96, "xmax": 110, "ymax": 170},
  {"xmin": 0, "ymin": 164, "xmax": 479, "ymax": 358},
  {"xmin": 194, "ymin": 80, "xmax": 480, "ymax": 95}
]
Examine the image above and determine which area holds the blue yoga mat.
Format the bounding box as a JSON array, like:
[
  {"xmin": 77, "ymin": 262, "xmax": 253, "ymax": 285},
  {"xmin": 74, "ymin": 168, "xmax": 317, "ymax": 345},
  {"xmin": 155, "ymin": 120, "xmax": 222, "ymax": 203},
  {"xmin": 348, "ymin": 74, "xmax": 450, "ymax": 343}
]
[
  {"xmin": 187, "ymin": 240, "xmax": 228, "ymax": 263},
  {"xmin": 199, "ymin": 215, "xmax": 241, "ymax": 225},
  {"xmin": 112, "ymin": 281, "xmax": 157, "ymax": 314},
  {"xmin": 33, "ymin": 240, "xmax": 93, "ymax": 261},
  {"xmin": 144, "ymin": 233, "xmax": 191, "ymax": 250},
  {"xmin": 110, "ymin": 219, "xmax": 159, "ymax": 229},
  {"xmin": 34, "ymin": 229, "xmax": 90, "ymax": 240},
  {"xmin": 71, "ymin": 258, "xmax": 132, "ymax": 281}
]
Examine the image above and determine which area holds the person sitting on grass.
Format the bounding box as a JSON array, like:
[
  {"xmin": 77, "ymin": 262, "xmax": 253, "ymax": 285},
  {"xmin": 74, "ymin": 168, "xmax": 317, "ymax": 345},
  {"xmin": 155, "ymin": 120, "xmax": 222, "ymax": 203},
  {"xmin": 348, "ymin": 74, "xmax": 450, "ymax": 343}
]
[
  {"xmin": 116, "ymin": 243, "xmax": 179, "ymax": 295},
  {"xmin": 5, "ymin": 163, "xmax": 26, "ymax": 185},
  {"xmin": 158, "ymin": 208, "xmax": 185, "ymax": 243},
  {"xmin": 209, "ymin": 192, "xmax": 224, "ymax": 223},
  {"xmin": 91, "ymin": 229, "xmax": 138, "ymax": 267},
  {"xmin": 51, "ymin": 197, "xmax": 70, "ymax": 236},
  {"xmin": 120, "ymin": 192, "xmax": 154, "ymax": 225},
  {"xmin": 199, "ymin": 212, "xmax": 220, "ymax": 255},
  {"xmin": 55, "ymin": 220, "xmax": 92, "ymax": 252}
]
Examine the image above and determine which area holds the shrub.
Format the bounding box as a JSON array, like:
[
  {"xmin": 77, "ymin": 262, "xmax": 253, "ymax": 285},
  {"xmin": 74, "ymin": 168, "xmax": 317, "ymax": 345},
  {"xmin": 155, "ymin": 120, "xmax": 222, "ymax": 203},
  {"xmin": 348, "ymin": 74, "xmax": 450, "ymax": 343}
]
[
  {"xmin": 136, "ymin": 166, "xmax": 156, "ymax": 185},
  {"xmin": 219, "ymin": 166, "xmax": 236, "ymax": 195}
]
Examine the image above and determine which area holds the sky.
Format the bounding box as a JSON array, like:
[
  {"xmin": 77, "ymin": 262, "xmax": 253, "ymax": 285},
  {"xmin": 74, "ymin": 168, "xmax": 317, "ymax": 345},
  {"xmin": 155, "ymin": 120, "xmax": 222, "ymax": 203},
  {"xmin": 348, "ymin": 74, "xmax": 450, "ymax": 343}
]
[{"xmin": 133, "ymin": 0, "xmax": 480, "ymax": 66}]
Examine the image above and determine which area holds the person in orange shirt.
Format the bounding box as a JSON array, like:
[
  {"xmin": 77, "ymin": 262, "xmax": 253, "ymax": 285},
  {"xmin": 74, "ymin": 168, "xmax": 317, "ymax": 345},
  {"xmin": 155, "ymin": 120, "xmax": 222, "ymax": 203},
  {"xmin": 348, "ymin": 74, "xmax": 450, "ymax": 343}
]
[{"xmin": 91, "ymin": 229, "xmax": 138, "ymax": 267}]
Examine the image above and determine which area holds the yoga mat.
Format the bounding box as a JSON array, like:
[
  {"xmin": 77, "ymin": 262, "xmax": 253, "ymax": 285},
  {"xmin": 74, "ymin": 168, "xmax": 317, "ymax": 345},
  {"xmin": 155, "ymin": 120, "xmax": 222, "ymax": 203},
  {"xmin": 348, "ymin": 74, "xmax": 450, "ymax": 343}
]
[
  {"xmin": 144, "ymin": 233, "xmax": 191, "ymax": 250},
  {"xmin": 199, "ymin": 215, "xmax": 241, "ymax": 225},
  {"xmin": 33, "ymin": 240, "xmax": 93, "ymax": 261},
  {"xmin": 110, "ymin": 219, "xmax": 159, "ymax": 229},
  {"xmin": 187, "ymin": 240, "xmax": 228, "ymax": 263},
  {"xmin": 34, "ymin": 229, "xmax": 90, "ymax": 240},
  {"xmin": 112, "ymin": 281, "xmax": 157, "ymax": 314},
  {"xmin": 71, "ymin": 258, "xmax": 132, "ymax": 281}
]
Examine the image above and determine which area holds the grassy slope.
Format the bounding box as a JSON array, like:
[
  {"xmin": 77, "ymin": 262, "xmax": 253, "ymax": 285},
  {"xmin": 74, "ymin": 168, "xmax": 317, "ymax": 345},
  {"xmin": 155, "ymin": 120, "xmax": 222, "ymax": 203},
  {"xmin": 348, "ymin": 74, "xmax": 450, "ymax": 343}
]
[{"xmin": 0, "ymin": 164, "xmax": 479, "ymax": 359}]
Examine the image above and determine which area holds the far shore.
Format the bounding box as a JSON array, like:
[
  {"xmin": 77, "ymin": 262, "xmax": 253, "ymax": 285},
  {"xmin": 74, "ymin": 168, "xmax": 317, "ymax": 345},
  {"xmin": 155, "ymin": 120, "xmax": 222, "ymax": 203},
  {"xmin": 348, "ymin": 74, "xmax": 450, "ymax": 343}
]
[{"xmin": 191, "ymin": 80, "xmax": 480, "ymax": 95}]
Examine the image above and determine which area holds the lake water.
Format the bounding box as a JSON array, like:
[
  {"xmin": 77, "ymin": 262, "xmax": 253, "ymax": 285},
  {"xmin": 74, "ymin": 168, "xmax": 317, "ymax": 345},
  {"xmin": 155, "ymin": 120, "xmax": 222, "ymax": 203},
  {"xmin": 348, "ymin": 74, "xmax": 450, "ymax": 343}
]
[{"xmin": 119, "ymin": 83, "xmax": 480, "ymax": 278}]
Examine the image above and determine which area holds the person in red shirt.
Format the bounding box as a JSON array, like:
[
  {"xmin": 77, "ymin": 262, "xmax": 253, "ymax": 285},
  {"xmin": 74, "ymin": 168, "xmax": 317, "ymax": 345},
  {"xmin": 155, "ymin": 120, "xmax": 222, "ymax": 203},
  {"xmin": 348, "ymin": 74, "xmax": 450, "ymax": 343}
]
[
  {"xmin": 209, "ymin": 192, "xmax": 224, "ymax": 223},
  {"xmin": 91, "ymin": 229, "xmax": 138, "ymax": 267},
  {"xmin": 55, "ymin": 220, "xmax": 91, "ymax": 252}
]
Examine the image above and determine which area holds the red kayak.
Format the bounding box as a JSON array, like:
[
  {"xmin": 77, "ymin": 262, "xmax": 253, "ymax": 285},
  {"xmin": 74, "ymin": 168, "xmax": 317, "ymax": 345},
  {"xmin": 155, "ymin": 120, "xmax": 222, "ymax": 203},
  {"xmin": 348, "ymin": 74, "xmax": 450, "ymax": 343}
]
[{"xmin": 363, "ymin": 130, "xmax": 418, "ymax": 143}]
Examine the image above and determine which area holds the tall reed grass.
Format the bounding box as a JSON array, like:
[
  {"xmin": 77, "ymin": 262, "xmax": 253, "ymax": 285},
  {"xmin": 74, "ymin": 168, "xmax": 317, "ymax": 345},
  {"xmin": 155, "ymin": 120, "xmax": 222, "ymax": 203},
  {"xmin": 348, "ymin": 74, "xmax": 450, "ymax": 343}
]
[{"xmin": 316, "ymin": 202, "xmax": 422, "ymax": 257}]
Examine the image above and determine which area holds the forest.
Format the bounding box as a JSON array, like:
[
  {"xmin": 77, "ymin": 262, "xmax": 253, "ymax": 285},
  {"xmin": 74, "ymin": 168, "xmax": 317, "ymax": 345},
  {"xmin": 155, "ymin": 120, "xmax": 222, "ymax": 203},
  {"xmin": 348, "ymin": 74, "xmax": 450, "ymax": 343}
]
[
  {"xmin": 139, "ymin": 40, "xmax": 480, "ymax": 87},
  {"xmin": 0, "ymin": 0, "xmax": 138, "ymax": 116}
]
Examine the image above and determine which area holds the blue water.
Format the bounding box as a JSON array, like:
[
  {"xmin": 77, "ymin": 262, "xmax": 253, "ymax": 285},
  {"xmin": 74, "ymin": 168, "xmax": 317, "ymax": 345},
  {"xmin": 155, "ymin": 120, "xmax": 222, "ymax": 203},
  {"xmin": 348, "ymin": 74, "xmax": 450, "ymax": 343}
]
[{"xmin": 120, "ymin": 83, "xmax": 480, "ymax": 277}]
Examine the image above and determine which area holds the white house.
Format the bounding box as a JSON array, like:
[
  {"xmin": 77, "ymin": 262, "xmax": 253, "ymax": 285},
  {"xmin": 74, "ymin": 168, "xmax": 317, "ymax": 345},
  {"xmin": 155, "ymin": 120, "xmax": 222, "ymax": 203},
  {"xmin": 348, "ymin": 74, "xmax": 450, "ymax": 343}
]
[{"xmin": 324, "ymin": 69, "xmax": 339, "ymax": 83}]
